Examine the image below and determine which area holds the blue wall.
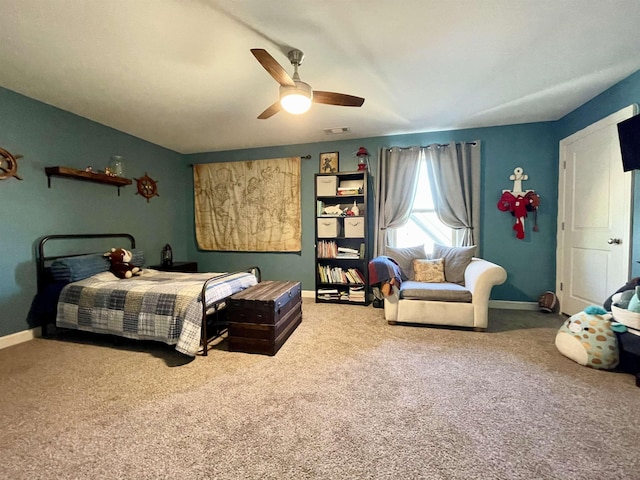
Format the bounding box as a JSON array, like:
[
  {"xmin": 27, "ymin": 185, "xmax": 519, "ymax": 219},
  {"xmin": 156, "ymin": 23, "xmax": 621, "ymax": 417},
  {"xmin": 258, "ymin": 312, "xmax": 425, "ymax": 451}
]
[
  {"xmin": 3, "ymin": 67, "xmax": 640, "ymax": 337},
  {"xmin": 186, "ymin": 121, "xmax": 558, "ymax": 302},
  {"xmin": 0, "ymin": 87, "xmax": 191, "ymax": 337}
]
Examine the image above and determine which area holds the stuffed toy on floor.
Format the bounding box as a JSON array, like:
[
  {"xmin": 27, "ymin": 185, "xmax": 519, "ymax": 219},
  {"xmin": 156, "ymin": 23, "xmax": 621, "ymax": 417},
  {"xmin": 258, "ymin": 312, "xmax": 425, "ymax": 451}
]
[
  {"xmin": 555, "ymin": 306, "xmax": 619, "ymax": 370},
  {"xmin": 104, "ymin": 248, "xmax": 142, "ymax": 279}
]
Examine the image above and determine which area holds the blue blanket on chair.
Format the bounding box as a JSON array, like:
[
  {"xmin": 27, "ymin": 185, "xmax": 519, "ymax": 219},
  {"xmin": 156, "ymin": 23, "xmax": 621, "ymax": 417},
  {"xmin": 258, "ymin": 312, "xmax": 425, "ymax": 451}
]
[{"xmin": 368, "ymin": 256, "xmax": 402, "ymax": 287}]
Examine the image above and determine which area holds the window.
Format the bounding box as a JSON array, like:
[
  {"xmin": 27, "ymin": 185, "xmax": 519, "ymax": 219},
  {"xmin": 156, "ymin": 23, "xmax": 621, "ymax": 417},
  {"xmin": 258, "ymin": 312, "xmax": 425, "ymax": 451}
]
[{"xmin": 390, "ymin": 158, "xmax": 455, "ymax": 250}]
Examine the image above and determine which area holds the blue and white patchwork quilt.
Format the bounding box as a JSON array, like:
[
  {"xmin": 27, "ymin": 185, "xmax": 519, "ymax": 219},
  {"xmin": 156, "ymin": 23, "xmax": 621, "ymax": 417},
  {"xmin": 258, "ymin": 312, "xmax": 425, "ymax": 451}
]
[{"xmin": 56, "ymin": 269, "xmax": 258, "ymax": 356}]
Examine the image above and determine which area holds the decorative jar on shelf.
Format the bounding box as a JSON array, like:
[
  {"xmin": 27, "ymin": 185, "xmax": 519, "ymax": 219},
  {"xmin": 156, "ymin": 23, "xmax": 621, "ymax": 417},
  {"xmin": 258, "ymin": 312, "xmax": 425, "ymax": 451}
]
[{"xmin": 108, "ymin": 155, "xmax": 125, "ymax": 177}]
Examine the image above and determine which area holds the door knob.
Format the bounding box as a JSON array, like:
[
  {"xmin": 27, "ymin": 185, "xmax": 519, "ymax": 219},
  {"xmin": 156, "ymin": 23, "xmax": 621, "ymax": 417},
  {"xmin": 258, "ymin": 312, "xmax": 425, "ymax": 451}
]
[{"xmin": 608, "ymin": 238, "xmax": 622, "ymax": 244}]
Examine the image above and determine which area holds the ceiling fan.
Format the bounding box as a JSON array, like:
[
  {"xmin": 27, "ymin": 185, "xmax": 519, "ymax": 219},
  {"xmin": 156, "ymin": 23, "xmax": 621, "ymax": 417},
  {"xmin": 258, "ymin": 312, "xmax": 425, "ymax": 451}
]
[{"xmin": 251, "ymin": 48, "xmax": 365, "ymax": 119}]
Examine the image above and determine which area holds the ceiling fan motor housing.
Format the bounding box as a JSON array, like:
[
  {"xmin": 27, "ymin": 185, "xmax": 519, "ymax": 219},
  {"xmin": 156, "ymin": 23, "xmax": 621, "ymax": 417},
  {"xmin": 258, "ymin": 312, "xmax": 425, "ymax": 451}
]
[{"xmin": 287, "ymin": 49, "xmax": 305, "ymax": 66}]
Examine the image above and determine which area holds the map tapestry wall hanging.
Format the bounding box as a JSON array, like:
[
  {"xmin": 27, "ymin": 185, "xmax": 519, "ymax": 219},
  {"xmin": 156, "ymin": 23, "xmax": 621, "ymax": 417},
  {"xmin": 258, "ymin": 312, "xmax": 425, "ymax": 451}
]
[{"xmin": 194, "ymin": 157, "xmax": 301, "ymax": 252}]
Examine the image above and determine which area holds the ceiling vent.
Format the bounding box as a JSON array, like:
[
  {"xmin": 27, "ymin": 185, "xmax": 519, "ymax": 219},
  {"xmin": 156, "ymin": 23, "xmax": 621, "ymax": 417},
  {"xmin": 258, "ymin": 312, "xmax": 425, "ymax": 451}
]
[{"xmin": 323, "ymin": 127, "xmax": 351, "ymax": 135}]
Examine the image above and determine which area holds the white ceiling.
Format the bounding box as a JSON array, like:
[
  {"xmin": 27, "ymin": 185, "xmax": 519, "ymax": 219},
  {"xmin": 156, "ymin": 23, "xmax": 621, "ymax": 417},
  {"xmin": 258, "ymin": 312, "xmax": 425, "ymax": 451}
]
[{"xmin": 1, "ymin": 0, "xmax": 640, "ymax": 154}]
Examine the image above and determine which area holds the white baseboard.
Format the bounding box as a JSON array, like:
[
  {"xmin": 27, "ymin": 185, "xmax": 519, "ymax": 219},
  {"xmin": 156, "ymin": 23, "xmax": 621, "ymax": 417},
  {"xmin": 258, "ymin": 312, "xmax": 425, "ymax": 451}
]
[
  {"xmin": 304, "ymin": 291, "xmax": 537, "ymax": 310},
  {"xmin": 0, "ymin": 299, "xmax": 537, "ymax": 349},
  {"xmin": 489, "ymin": 300, "xmax": 538, "ymax": 310},
  {"xmin": 0, "ymin": 327, "xmax": 41, "ymax": 350}
]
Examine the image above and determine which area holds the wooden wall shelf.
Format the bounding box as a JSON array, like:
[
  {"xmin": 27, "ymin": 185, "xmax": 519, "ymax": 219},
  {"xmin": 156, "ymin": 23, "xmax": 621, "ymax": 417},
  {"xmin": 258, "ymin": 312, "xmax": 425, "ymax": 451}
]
[{"xmin": 45, "ymin": 166, "xmax": 132, "ymax": 195}]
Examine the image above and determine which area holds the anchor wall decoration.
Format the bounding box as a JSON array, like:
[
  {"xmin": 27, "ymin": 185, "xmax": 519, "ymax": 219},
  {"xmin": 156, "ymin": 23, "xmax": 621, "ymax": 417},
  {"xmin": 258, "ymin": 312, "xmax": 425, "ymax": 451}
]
[{"xmin": 497, "ymin": 167, "xmax": 540, "ymax": 240}]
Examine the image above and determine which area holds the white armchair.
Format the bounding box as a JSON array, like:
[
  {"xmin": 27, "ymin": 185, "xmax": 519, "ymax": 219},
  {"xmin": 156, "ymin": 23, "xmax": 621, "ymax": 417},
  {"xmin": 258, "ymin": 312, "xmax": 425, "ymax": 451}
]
[{"xmin": 384, "ymin": 257, "xmax": 507, "ymax": 330}]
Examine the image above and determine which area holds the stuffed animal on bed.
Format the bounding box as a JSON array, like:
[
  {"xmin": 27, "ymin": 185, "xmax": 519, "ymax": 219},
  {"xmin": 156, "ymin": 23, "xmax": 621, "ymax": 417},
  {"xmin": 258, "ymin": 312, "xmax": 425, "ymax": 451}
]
[
  {"xmin": 104, "ymin": 248, "xmax": 142, "ymax": 279},
  {"xmin": 554, "ymin": 306, "xmax": 618, "ymax": 370}
]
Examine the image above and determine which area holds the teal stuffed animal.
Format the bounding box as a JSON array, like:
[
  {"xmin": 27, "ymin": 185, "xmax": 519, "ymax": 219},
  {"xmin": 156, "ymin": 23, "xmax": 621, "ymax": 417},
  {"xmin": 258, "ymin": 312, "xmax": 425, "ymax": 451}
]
[
  {"xmin": 555, "ymin": 306, "xmax": 619, "ymax": 370},
  {"xmin": 625, "ymin": 286, "xmax": 640, "ymax": 312}
]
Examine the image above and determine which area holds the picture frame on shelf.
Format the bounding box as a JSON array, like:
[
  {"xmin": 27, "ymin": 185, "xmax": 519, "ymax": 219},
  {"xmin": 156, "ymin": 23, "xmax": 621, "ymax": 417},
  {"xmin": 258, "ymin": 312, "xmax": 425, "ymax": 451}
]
[{"xmin": 319, "ymin": 152, "xmax": 339, "ymax": 173}]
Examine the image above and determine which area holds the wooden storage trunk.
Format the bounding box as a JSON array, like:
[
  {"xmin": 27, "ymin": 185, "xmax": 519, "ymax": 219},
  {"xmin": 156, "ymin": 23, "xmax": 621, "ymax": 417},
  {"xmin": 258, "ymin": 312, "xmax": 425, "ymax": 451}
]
[{"xmin": 227, "ymin": 281, "xmax": 302, "ymax": 355}]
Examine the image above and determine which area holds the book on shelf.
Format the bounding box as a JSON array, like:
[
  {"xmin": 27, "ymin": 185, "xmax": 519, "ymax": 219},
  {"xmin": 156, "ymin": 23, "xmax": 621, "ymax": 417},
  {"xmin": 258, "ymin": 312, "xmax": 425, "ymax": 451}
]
[
  {"xmin": 339, "ymin": 179, "xmax": 364, "ymax": 189},
  {"xmin": 348, "ymin": 285, "xmax": 366, "ymax": 303},
  {"xmin": 347, "ymin": 268, "xmax": 365, "ymax": 284},
  {"xmin": 317, "ymin": 286, "xmax": 365, "ymax": 303},
  {"xmin": 337, "ymin": 188, "xmax": 361, "ymax": 196},
  {"xmin": 317, "ymin": 240, "xmax": 338, "ymax": 258},
  {"xmin": 317, "ymin": 288, "xmax": 340, "ymax": 300},
  {"xmin": 318, "ymin": 264, "xmax": 365, "ymax": 284},
  {"xmin": 318, "ymin": 288, "xmax": 339, "ymax": 294},
  {"xmin": 337, "ymin": 179, "xmax": 364, "ymax": 196},
  {"xmin": 336, "ymin": 253, "xmax": 358, "ymax": 259},
  {"xmin": 336, "ymin": 246, "xmax": 359, "ymax": 259},
  {"xmin": 318, "ymin": 245, "xmax": 364, "ymax": 259}
]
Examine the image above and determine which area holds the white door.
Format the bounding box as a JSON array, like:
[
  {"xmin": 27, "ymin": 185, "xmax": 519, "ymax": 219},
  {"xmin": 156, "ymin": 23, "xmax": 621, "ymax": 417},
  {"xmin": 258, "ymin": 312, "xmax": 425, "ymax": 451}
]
[{"xmin": 557, "ymin": 104, "xmax": 636, "ymax": 315}]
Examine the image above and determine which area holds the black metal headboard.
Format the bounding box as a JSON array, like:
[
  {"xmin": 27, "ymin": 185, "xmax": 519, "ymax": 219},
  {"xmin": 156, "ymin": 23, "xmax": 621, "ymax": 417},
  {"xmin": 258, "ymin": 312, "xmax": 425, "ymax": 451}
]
[{"xmin": 36, "ymin": 233, "xmax": 136, "ymax": 293}]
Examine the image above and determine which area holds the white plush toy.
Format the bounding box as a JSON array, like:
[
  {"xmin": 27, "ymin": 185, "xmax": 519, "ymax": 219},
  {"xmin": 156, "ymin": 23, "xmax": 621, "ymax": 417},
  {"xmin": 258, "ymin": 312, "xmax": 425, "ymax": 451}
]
[{"xmin": 323, "ymin": 204, "xmax": 342, "ymax": 215}]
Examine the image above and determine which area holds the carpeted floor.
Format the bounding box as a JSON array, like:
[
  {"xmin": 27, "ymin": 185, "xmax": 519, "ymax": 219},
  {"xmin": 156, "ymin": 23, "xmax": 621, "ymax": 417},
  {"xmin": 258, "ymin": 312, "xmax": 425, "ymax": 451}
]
[{"xmin": 1, "ymin": 300, "xmax": 639, "ymax": 480}]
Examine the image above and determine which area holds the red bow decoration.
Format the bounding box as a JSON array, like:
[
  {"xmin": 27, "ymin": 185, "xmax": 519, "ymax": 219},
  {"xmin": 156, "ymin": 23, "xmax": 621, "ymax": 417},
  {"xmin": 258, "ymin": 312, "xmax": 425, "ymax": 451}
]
[{"xmin": 498, "ymin": 191, "xmax": 540, "ymax": 239}]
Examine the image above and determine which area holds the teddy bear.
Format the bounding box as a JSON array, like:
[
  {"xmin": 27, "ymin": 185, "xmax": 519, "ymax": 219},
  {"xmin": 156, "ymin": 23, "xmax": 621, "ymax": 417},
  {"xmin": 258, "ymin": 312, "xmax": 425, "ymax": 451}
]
[{"xmin": 104, "ymin": 248, "xmax": 142, "ymax": 279}]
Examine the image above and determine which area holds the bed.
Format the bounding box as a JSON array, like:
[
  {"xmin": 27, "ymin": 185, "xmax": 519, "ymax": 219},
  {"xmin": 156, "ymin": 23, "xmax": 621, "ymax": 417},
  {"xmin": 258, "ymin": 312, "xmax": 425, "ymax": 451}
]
[{"xmin": 36, "ymin": 233, "xmax": 260, "ymax": 356}]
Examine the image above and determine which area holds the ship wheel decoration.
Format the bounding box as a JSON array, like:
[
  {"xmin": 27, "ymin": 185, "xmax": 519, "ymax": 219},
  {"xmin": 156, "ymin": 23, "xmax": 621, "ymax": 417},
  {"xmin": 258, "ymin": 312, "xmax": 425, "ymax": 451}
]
[
  {"xmin": 0, "ymin": 146, "xmax": 23, "ymax": 181},
  {"xmin": 134, "ymin": 172, "xmax": 159, "ymax": 202}
]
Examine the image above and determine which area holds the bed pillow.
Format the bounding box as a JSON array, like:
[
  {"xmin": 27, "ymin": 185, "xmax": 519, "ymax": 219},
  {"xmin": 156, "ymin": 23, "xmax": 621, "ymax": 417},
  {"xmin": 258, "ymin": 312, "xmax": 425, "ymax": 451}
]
[
  {"xmin": 432, "ymin": 244, "xmax": 476, "ymax": 285},
  {"xmin": 130, "ymin": 249, "xmax": 145, "ymax": 267},
  {"xmin": 413, "ymin": 258, "xmax": 445, "ymax": 283},
  {"xmin": 50, "ymin": 254, "xmax": 110, "ymax": 282},
  {"xmin": 385, "ymin": 244, "xmax": 427, "ymax": 280}
]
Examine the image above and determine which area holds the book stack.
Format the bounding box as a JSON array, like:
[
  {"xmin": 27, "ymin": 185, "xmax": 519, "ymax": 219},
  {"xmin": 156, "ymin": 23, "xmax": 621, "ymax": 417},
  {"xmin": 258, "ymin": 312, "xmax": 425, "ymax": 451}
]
[
  {"xmin": 337, "ymin": 186, "xmax": 361, "ymax": 196},
  {"xmin": 317, "ymin": 288, "xmax": 340, "ymax": 301},
  {"xmin": 336, "ymin": 246, "xmax": 359, "ymax": 258},
  {"xmin": 348, "ymin": 286, "xmax": 366, "ymax": 303},
  {"xmin": 338, "ymin": 179, "xmax": 364, "ymax": 196}
]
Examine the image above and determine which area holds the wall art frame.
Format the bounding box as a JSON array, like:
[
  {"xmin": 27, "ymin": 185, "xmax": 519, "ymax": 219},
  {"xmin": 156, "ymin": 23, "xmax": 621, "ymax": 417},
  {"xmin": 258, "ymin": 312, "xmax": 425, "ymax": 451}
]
[{"xmin": 319, "ymin": 151, "xmax": 339, "ymax": 173}]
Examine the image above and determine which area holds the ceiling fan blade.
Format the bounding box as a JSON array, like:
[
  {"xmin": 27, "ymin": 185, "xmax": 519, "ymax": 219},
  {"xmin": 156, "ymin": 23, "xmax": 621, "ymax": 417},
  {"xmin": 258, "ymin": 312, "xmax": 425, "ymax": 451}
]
[
  {"xmin": 258, "ymin": 101, "xmax": 282, "ymax": 120},
  {"xmin": 313, "ymin": 91, "xmax": 365, "ymax": 107},
  {"xmin": 251, "ymin": 49, "xmax": 295, "ymax": 87}
]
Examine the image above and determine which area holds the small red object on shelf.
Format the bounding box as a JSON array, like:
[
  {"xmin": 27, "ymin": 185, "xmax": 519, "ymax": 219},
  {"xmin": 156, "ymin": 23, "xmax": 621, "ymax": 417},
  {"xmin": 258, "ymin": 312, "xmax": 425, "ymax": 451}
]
[{"xmin": 356, "ymin": 147, "xmax": 369, "ymax": 170}]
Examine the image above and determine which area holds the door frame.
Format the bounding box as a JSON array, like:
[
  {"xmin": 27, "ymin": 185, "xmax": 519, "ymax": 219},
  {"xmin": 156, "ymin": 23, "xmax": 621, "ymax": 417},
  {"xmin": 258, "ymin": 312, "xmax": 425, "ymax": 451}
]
[{"xmin": 556, "ymin": 104, "xmax": 637, "ymax": 313}]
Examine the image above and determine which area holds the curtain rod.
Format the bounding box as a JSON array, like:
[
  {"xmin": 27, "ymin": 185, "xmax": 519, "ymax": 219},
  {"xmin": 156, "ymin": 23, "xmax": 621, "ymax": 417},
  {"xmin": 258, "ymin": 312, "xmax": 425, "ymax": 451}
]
[
  {"xmin": 386, "ymin": 141, "xmax": 478, "ymax": 150},
  {"xmin": 188, "ymin": 154, "xmax": 311, "ymax": 167}
]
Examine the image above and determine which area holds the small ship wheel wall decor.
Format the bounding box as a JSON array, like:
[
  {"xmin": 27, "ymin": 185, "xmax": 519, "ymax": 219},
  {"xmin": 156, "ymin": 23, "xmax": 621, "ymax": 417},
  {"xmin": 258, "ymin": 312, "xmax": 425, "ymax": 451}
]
[
  {"xmin": 134, "ymin": 173, "xmax": 159, "ymax": 202},
  {"xmin": 0, "ymin": 147, "xmax": 23, "ymax": 180}
]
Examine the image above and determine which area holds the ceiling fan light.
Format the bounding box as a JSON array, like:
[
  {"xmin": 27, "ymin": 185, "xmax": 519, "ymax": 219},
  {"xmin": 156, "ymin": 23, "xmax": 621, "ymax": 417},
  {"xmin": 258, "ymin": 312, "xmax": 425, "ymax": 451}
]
[
  {"xmin": 280, "ymin": 82, "xmax": 312, "ymax": 114},
  {"xmin": 281, "ymin": 94, "xmax": 311, "ymax": 114}
]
